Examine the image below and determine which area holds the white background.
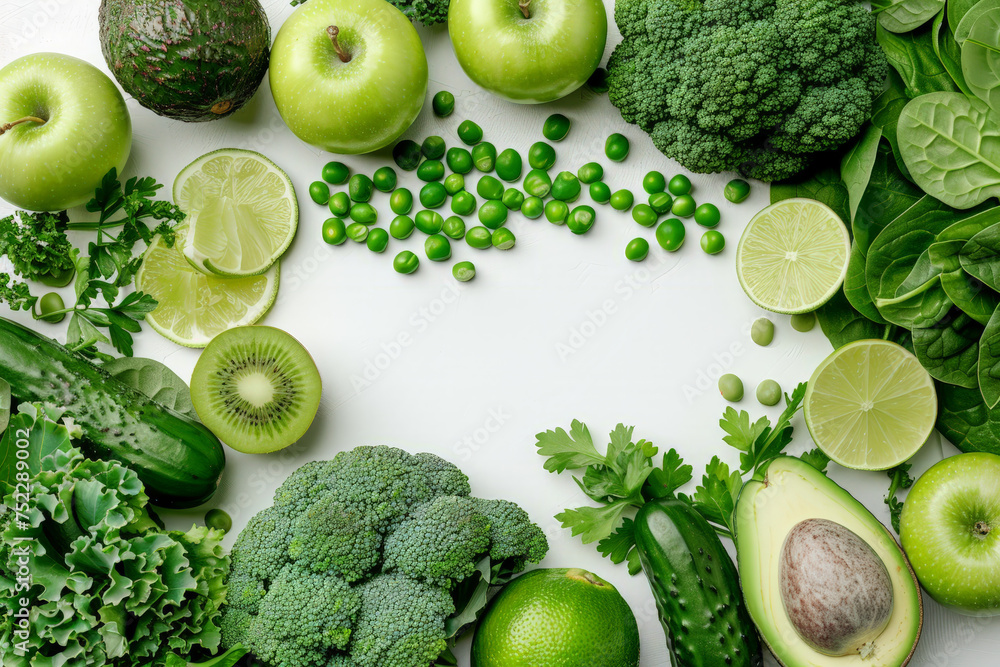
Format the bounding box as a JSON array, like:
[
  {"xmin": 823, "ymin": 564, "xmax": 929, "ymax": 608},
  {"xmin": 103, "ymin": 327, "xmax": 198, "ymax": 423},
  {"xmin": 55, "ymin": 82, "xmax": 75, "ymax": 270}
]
[{"xmin": 2, "ymin": 0, "xmax": 998, "ymax": 665}]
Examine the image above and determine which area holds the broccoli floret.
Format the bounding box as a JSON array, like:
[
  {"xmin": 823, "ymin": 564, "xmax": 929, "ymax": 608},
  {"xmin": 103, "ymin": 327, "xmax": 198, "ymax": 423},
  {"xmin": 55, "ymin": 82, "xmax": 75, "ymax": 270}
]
[
  {"xmin": 289, "ymin": 495, "xmax": 382, "ymax": 582},
  {"xmin": 470, "ymin": 498, "xmax": 550, "ymax": 576},
  {"xmin": 606, "ymin": 0, "xmax": 887, "ymax": 181},
  {"xmin": 229, "ymin": 506, "xmax": 293, "ymax": 582},
  {"xmin": 410, "ymin": 451, "xmax": 472, "ymax": 497}
]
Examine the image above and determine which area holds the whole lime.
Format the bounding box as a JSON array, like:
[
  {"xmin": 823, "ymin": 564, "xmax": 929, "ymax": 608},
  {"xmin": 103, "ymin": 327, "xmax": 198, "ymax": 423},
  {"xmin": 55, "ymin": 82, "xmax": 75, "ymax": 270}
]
[{"xmin": 471, "ymin": 568, "xmax": 640, "ymax": 667}]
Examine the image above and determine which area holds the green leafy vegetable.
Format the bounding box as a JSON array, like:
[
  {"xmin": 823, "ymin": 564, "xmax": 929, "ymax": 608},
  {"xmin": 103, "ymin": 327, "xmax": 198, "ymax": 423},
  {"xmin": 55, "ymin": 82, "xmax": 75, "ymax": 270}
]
[
  {"xmin": 840, "ymin": 123, "xmax": 884, "ymax": 222},
  {"xmin": 817, "ymin": 286, "xmax": 888, "ymax": 349},
  {"xmin": 870, "ymin": 73, "xmax": 918, "ymax": 181},
  {"xmin": 978, "ymin": 305, "xmax": 1000, "ymax": 406},
  {"xmin": 955, "ymin": 0, "xmax": 1000, "ymax": 44},
  {"xmin": 104, "ymin": 356, "xmax": 199, "ymax": 420},
  {"xmin": 933, "ymin": 9, "xmax": 974, "ymax": 93},
  {"xmin": 770, "ymin": 165, "xmax": 851, "ymax": 226},
  {"xmin": 0, "ymin": 211, "xmax": 74, "ymax": 298},
  {"xmin": 0, "ymin": 378, "xmax": 9, "ymax": 435},
  {"xmin": 912, "ymin": 309, "xmax": 983, "ymax": 387},
  {"xmin": 874, "ymin": 0, "xmax": 945, "ymax": 34},
  {"xmin": 884, "ymin": 463, "xmax": 916, "ymax": 532},
  {"xmin": 800, "ymin": 447, "xmax": 832, "ymax": 472},
  {"xmin": 878, "ymin": 22, "xmax": 961, "ymax": 96},
  {"xmin": 936, "ymin": 381, "xmax": 1000, "ymax": 453}
]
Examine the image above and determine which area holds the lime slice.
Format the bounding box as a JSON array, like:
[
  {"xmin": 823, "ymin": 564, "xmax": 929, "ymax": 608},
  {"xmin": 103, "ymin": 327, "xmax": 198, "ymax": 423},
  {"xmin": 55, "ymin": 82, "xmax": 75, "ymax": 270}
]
[
  {"xmin": 736, "ymin": 198, "xmax": 850, "ymax": 314},
  {"xmin": 136, "ymin": 231, "xmax": 279, "ymax": 347},
  {"xmin": 173, "ymin": 148, "xmax": 297, "ymax": 277},
  {"xmin": 804, "ymin": 340, "xmax": 937, "ymax": 471}
]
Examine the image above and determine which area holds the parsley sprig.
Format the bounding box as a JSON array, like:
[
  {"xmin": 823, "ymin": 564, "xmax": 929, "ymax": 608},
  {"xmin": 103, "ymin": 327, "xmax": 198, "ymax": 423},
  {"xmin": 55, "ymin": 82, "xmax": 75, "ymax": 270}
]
[{"xmin": 884, "ymin": 463, "xmax": 914, "ymax": 533}]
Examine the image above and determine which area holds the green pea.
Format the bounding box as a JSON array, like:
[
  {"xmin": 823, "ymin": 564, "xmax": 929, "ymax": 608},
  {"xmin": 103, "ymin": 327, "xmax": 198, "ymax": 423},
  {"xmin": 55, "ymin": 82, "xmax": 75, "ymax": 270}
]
[
  {"xmin": 718, "ymin": 374, "xmax": 744, "ymax": 402},
  {"xmin": 393, "ymin": 139, "xmax": 421, "ymax": 171},
  {"xmin": 521, "ymin": 196, "xmax": 544, "ymax": 219},
  {"xmin": 577, "ymin": 162, "xmax": 603, "ymax": 184},
  {"xmin": 476, "ymin": 175, "xmax": 504, "ymax": 200},
  {"xmin": 432, "ymin": 91, "xmax": 455, "ymax": 117},
  {"xmin": 415, "ymin": 209, "xmax": 445, "ymax": 235},
  {"xmin": 671, "ymin": 194, "xmax": 696, "ymax": 218},
  {"xmin": 417, "ymin": 160, "xmax": 445, "ymax": 182},
  {"xmin": 328, "ymin": 191, "xmax": 351, "ymax": 217},
  {"xmin": 567, "ymin": 205, "xmax": 596, "ymax": 235},
  {"xmin": 695, "ymin": 203, "xmax": 721, "ymax": 228},
  {"xmin": 466, "ymin": 226, "xmax": 493, "ymax": 249},
  {"xmin": 545, "ymin": 199, "xmax": 569, "ymax": 225},
  {"xmin": 309, "ymin": 181, "xmax": 330, "ymax": 205},
  {"xmin": 756, "ymin": 379, "xmax": 782, "ymax": 407},
  {"xmin": 725, "ymin": 178, "xmax": 751, "ymax": 203},
  {"xmin": 523, "ymin": 169, "xmax": 552, "ymax": 198},
  {"xmin": 496, "ymin": 149, "xmax": 523, "ymax": 182},
  {"xmin": 701, "ymin": 230, "xmax": 725, "ymax": 255},
  {"xmin": 551, "ymin": 171, "xmax": 581, "ymax": 202},
  {"xmin": 587, "ymin": 67, "xmax": 609, "ymax": 93},
  {"xmin": 451, "ymin": 191, "xmax": 477, "ymax": 216},
  {"xmin": 457, "ymin": 119, "xmax": 483, "ymax": 145},
  {"xmin": 420, "ymin": 182, "xmax": 448, "ymax": 209},
  {"xmin": 610, "ymin": 189, "xmax": 634, "ymax": 211},
  {"xmin": 478, "ymin": 200, "xmax": 509, "ymax": 229},
  {"xmin": 322, "ymin": 218, "xmax": 348, "ymax": 245},
  {"xmin": 625, "ymin": 237, "xmax": 649, "ymax": 261},
  {"xmin": 394, "ymin": 250, "xmax": 420, "ymax": 274},
  {"xmin": 751, "ymin": 318, "xmax": 775, "ymax": 346},
  {"xmin": 502, "ymin": 188, "xmax": 524, "ymax": 211},
  {"xmin": 791, "ymin": 312, "xmax": 816, "ymax": 332},
  {"xmin": 655, "ymin": 218, "xmax": 685, "ymax": 252},
  {"xmin": 346, "ymin": 222, "xmax": 369, "ymax": 242},
  {"xmin": 421, "ymin": 135, "xmax": 446, "ymax": 159},
  {"xmin": 605, "ymin": 133, "xmax": 630, "ymax": 162},
  {"xmin": 366, "ymin": 228, "xmax": 389, "ymax": 253},
  {"xmin": 472, "ymin": 142, "xmax": 497, "ymax": 172},
  {"xmin": 453, "ymin": 261, "xmax": 476, "ymax": 282},
  {"xmin": 425, "ymin": 234, "xmax": 452, "ymax": 261},
  {"xmin": 542, "ymin": 113, "xmax": 571, "ymax": 141},
  {"xmin": 390, "ymin": 215, "xmax": 415, "ymax": 240},
  {"xmin": 492, "ymin": 227, "xmax": 516, "ymax": 250},
  {"xmin": 443, "ymin": 216, "xmax": 466, "ymax": 240},
  {"xmin": 390, "ymin": 188, "xmax": 413, "ymax": 215},
  {"xmin": 447, "ymin": 147, "xmax": 473, "ymax": 174},
  {"xmin": 349, "ymin": 174, "xmax": 374, "ymax": 202},
  {"xmin": 642, "ymin": 171, "xmax": 666, "ymax": 194},
  {"xmin": 349, "ymin": 202, "xmax": 378, "ymax": 225},
  {"xmin": 205, "ymin": 508, "xmax": 232, "ymax": 533},
  {"xmin": 668, "ymin": 174, "xmax": 692, "ymax": 196},
  {"xmin": 372, "ymin": 166, "xmax": 397, "ymax": 192},
  {"xmin": 648, "ymin": 192, "xmax": 673, "ymax": 214},
  {"xmin": 37, "ymin": 291, "xmax": 65, "ymax": 323},
  {"xmin": 589, "ymin": 182, "xmax": 611, "ymax": 204},
  {"xmin": 444, "ymin": 173, "xmax": 465, "ymax": 196},
  {"xmin": 322, "ymin": 161, "xmax": 350, "ymax": 185},
  {"xmin": 528, "ymin": 142, "xmax": 556, "ymax": 170},
  {"xmin": 631, "ymin": 203, "xmax": 658, "ymax": 228}
]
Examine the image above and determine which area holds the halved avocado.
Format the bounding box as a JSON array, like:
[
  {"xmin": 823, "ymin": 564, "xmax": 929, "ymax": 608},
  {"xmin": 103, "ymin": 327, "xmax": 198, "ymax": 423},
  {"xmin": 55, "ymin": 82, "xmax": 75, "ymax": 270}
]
[{"xmin": 734, "ymin": 456, "xmax": 922, "ymax": 667}]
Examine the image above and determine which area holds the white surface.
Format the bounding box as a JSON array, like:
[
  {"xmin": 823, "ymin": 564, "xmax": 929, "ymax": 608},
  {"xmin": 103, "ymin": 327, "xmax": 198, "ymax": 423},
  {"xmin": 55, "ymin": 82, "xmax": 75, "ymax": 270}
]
[{"xmin": 2, "ymin": 1, "xmax": 999, "ymax": 665}]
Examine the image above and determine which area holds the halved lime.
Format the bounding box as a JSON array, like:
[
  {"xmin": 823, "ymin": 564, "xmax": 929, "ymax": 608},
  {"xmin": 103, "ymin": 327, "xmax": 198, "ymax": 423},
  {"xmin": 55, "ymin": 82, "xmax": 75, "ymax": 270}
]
[
  {"xmin": 173, "ymin": 148, "xmax": 297, "ymax": 277},
  {"xmin": 736, "ymin": 198, "xmax": 850, "ymax": 314},
  {"xmin": 804, "ymin": 340, "xmax": 937, "ymax": 471},
  {"xmin": 136, "ymin": 231, "xmax": 279, "ymax": 348}
]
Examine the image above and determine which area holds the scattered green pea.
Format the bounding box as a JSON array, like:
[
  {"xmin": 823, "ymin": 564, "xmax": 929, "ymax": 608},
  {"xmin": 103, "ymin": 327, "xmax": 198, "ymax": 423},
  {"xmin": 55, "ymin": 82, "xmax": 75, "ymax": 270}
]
[
  {"xmin": 425, "ymin": 234, "xmax": 452, "ymax": 261},
  {"xmin": 642, "ymin": 171, "xmax": 666, "ymax": 194},
  {"xmin": 496, "ymin": 148, "xmax": 523, "ymax": 182},
  {"xmin": 346, "ymin": 222, "xmax": 369, "ymax": 242},
  {"xmin": 694, "ymin": 203, "xmax": 721, "ymax": 228},
  {"xmin": 444, "ymin": 173, "xmax": 465, "ymax": 196},
  {"xmin": 443, "ymin": 216, "xmax": 466, "ymax": 240},
  {"xmin": 417, "ymin": 160, "xmax": 445, "ymax": 182},
  {"xmin": 542, "ymin": 113, "xmax": 571, "ymax": 141},
  {"xmin": 791, "ymin": 312, "xmax": 816, "ymax": 332},
  {"xmin": 432, "ymin": 91, "xmax": 455, "ymax": 117},
  {"xmin": 751, "ymin": 318, "xmax": 775, "ymax": 346},
  {"xmin": 522, "ymin": 196, "xmax": 544, "ymax": 219},
  {"xmin": 668, "ymin": 174, "xmax": 692, "ymax": 196},
  {"xmin": 392, "ymin": 139, "xmax": 421, "ymax": 171},
  {"xmin": 328, "ymin": 191, "xmax": 351, "ymax": 217},
  {"xmin": 309, "ymin": 181, "xmax": 330, "ymax": 205},
  {"xmin": 349, "ymin": 174, "xmax": 374, "ymax": 203},
  {"xmin": 756, "ymin": 379, "xmax": 782, "ymax": 406},
  {"xmin": 648, "ymin": 192, "xmax": 673, "ymax": 215},
  {"xmin": 205, "ymin": 508, "xmax": 232, "ymax": 533},
  {"xmin": 415, "ymin": 209, "xmax": 445, "ymax": 235},
  {"xmin": 478, "ymin": 200, "xmax": 509, "ymax": 229},
  {"xmin": 589, "ymin": 182, "xmax": 611, "ymax": 204},
  {"xmin": 671, "ymin": 194, "xmax": 696, "ymax": 218},
  {"xmin": 322, "ymin": 218, "xmax": 348, "ymax": 245},
  {"xmin": 625, "ymin": 237, "xmax": 649, "ymax": 261},
  {"xmin": 451, "ymin": 191, "xmax": 477, "ymax": 216},
  {"xmin": 349, "ymin": 202, "xmax": 378, "ymax": 225},
  {"xmin": 453, "ymin": 261, "xmax": 476, "ymax": 282},
  {"xmin": 551, "ymin": 171, "xmax": 581, "ymax": 202},
  {"xmin": 476, "ymin": 175, "xmax": 504, "ymax": 201},
  {"xmin": 528, "ymin": 142, "xmax": 556, "ymax": 170},
  {"xmin": 718, "ymin": 374, "xmax": 744, "ymax": 402},
  {"xmin": 466, "ymin": 226, "xmax": 493, "ymax": 249},
  {"xmin": 523, "ymin": 169, "xmax": 552, "ymax": 198},
  {"xmin": 419, "ymin": 182, "xmax": 447, "ymax": 209},
  {"xmin": 492, "ymin": 227, "xmax": 516, "ymax": 250},
  {"xmin": 447, "ymin": 147, "xmax": 473, "ymax": 174},
  {"xmin": 632, "ymin": 203, "xmax": 658, "ymax": 228},
  {"xmin": 701, "ymin": 230, "xmax": 725, "ymax": 255},
  {"xmin": 322, "ymin": 161, "xmax": 350, "ymax": 185},
  {"xmin": 37, "ymin": 291, "xmax": 65, "ymax": 323},
  {"xmin": 610, "ymin": 189, "xmax": 634, "ymax": 211},
  {"xmin": 472, "ymin": 142, "xmax": 497, "ymax": 172},
  {"xmin": 394, "ymin": 250, "xmax": 420, "ymax": 274},
  {"xmin": 655, "ymin": 218, "xmax": 685, "ymax": 252},
  {"xmin": 389, "ymin": 188, "xmax": 413, "ymax": 215},
  {"xmin": 502, "ymin": 188, "xmax": 524, "ymax": 211},
  {"xmin": 567, "ymin": 205, "xmax": 596, "ymax": 235},
  {"xmin": 605, "ymin": 133, "xmax": 629, "ymax": 162},
  {"xmin": 545, "ymin": 200, "xmax": 569, "ymax": 225},
  {"xmin": 372, "ymin": 166, "xmax": 397, "ymax": 192},
  {"xmin": 457, "ymin": 119, "xmax": 483, "ymax": 145},
  {"xmin": 366, "ymin": 228, "xmax": 389, "ymax": 253},
  {"xmin": 421, "ymin": 135, "xmax": 446, "ymax": 160},
  {"xmin": 577, "ymin": 162, "xmax": 603, "ymax": 184},
  {"xmin": 725, "ymin": 178, "xmax": 751, "ymax": 203},
  {"xmin": 587, "ymin": 67, "xmax": 609, "ymax": 93},
  {"xmin": 390, "ymin": 215, "xmax": 415, "ymax": 240}
]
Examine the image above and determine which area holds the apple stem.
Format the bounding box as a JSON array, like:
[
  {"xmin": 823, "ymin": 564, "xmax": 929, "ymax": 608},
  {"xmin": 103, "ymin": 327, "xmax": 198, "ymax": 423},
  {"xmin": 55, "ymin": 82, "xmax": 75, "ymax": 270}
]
[
  {"xmin": 0, "ymin": 116, "xmax": 45, "ymax": 136},
  {"xmin": 518, "ymin": 0, "xmax": 531, "ymax": 18},
  {"xmin": 974, "ymin": 521, "xmax": 991, "ymax": 538},
  {"xmin": 327, "ymin": 26, "xmax": 352, "ymax": 63}
]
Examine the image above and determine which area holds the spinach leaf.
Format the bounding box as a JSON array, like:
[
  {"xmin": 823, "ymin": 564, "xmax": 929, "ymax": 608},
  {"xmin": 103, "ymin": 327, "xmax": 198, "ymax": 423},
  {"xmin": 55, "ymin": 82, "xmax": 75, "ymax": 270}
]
[
  {"xmin": 962, "ymin": 6, "xmax": 1000, "ymax": 111},
  {"xmin": 874, "ymin": 0, "xmax": 945, "ymax": 33},
  {"xmin": 845, "ymin": 242, "xmax": 889, "ymax": 323},
  {"xmin": 933, "ymin": 9, "xmax": 974, "ymax": 93},
  {"xmin": 841, "ymin": 124, "xmax": 884, "ymax": 222},
  {"xmin": 878, "ymin": 23, "xmax": 961, "ymax": 97},
  {"xmin": 0, "ymin": 378, "xmax": 9, "ymax": 436},
  {"xmin": 961, "ymin": 221, "xmax": 1000, "ymax": 290},
  {"xmin": 951, "ymin": 0, "xmax": 989, "ymax": 35},
  {"xmin": 103, "ymin": 356, "xmax": 199, "ymax": 420},
  {"xmin": 871, "ymin": 75, "xmax": 918, "ymax": 182},
  {"xmin": 936, "ymin": 381, "xmax": 1000, "ymax": 453},
  {"xmin": 853, "ymin": 141, "xmax": 924, "ymax": 253},
  {"xmin": 979, "ymin": 305, "xmax": 1000, "ymax": 406},
  {"xmin": 955, "ymin": 0, "xmax": 1000, "ymax": 44},
  {"xmin": 770, "ymin": 165, "xmax": 851, "ymax": 226},
  {"xmin": 912, "ymin": 308, "xmax": 983, "ymax": 387},
  {"xmin": 816, "ymin": 287, "xmax": 887, "ymax": 350},
  {"xmin": 932, "ymin": 221, "xmax": 1000, "ymax": 323}
]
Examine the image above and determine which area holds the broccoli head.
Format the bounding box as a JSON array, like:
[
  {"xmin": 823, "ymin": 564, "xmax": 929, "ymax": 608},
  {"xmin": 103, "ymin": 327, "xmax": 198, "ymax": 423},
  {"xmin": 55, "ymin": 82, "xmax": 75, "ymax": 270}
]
[{"xmin": 606, "ymin": 0, "xmax": 887, "ymax": 181}]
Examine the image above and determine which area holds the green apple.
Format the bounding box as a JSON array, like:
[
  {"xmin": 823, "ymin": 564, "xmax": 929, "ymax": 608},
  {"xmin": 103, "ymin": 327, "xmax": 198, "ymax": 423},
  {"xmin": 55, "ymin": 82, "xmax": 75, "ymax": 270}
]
[
  {"xmin": 0, "ymin": 53, "xmax": 132, "ymax": 212},
  {"xmin": 448, "ymin": 0, "xmax": 607, "ymax": 103},
  {"xmin": 270, "ymin": 0, "xmax": 428, "ymax": 154},
  {"xmin": 901, "ymin": 452, "xmax": 1000, "ymax": 616}
]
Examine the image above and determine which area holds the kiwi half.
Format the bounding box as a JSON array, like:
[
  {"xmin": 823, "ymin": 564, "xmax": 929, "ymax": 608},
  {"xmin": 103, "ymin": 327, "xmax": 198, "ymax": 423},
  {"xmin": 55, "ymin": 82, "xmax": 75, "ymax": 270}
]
[{"xmin": 191, "ymin": 325, "xmax": 322, "ymax": 454}]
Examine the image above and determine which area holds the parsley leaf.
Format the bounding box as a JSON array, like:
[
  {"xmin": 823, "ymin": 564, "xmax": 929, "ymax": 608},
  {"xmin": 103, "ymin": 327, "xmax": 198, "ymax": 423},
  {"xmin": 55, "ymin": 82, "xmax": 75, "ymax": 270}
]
[
  {"xmin": 0, "ymin": 210, "xmax": 74, "ymax": 284},
  {"xmin": 642, "ymin": 448, "xmax": 693, "ymax": 499},
  {"xmin": 800, "ymin": 447, "xmax": 831, "ymax": 473},
  {"xmin": 686, "ymin": 456, "xmax": 743, "ymax": 534},
  {"xmin": 719, "ymin": 406, "xmax": 768, "ymax": 452},
  {"xmin": 0, "ymin": 274, "xmax": 36, "ymax": 311},
  {"xmin": 884, "ymin": 463, "xmax": 914, "ymax": 533},
  {"xmin": 536, "ymin": 420, "xmax": 606, "ymax": 472},
  {"xmin": 555, "ymin": 500, "xmax": 632, "ymax": 544}
]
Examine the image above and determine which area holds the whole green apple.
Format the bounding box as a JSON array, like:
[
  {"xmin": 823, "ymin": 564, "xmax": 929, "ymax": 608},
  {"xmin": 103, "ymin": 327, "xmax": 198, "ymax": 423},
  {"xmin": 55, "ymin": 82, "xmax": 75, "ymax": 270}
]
[
  {"xmin": 901, "ymin": 452, "xmax": 1000, "ymax": 616},
  {"xmin": 270, "ymin": 0, "xmax": 428, "ymax": 154},
  {"xmin": 448, "ymin": 0, "xmax": 607, "ymax": 103},
  {"xmin": 0, "ymin": 53, "xmax": 132, "ymax": 212}
]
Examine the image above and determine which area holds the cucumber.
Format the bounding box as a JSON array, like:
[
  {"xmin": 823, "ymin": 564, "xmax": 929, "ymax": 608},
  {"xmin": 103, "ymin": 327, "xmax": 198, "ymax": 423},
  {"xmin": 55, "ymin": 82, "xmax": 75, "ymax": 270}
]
[
  {"xmin": 0, "ymin": 317, "xmax": 224, "ymax": 507},
  {"xmin": 634, "ymin": 498, "xmax": 763, "ymax": 667}
]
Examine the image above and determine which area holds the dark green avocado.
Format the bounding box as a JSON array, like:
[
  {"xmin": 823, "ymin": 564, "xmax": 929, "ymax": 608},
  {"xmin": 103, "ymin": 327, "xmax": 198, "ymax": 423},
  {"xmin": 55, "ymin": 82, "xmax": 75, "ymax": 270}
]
[{"xmin": 99, "ymin": 0, "xmax": 271, "ymax": 122}]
